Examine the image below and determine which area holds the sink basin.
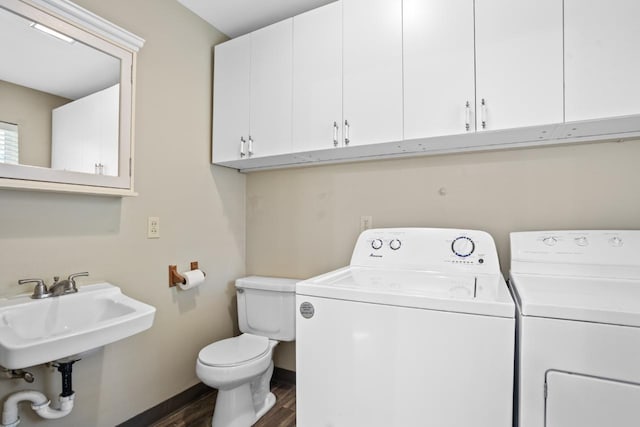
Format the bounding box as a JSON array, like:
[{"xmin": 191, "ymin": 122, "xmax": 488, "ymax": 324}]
[{"xmin": 0, "ymin": 282, "xmax": 156, "ymax": 369}]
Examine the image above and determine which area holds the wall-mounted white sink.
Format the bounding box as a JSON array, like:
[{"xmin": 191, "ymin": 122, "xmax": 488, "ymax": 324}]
[{"xmin": 0, "ymin": 282, "xmax": 156, "ymax": 369}]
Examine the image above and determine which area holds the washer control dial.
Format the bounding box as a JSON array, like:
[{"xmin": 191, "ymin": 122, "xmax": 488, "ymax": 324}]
[
  {"xmin": 542, "ymin": 236, "xmax": 558, "ymax": 246},
  {"xmin": 371, "ymin": 239, "xmax": 383, "ymax": 250},
  {"xmin": 389, "ymin": 239, "xmax": 402, "ymax": 250},
  {"xmin": 451, "ymin": 236, "xmax": 475, "ymax": 258}
]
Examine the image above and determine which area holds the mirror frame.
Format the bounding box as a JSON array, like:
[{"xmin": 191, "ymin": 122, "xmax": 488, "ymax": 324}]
[{"xmin": 0, "ymin": 0, "xmax": 144, "ymax": 196}]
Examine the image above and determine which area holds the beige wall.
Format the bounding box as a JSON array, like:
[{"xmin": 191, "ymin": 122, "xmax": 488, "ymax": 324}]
[
  {"xmin": 2, "ymin": 0, "xmax": 640, "ymax": 422},
  {"xmin": 0, "ymin": 1, "xmax": 245, "ymax": 426},
  {"xmin": 246, "ymin": 139, "xmax": 640, "ymax": 371},
  {"xmin": 0, "ymin": 81, "xmax": 70, "ymax": 168}
]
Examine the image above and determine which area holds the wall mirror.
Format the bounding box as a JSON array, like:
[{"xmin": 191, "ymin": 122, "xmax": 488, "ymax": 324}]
[{"xmin": 0, "ymin": 0, "xmax": 143, "ymax": 195}]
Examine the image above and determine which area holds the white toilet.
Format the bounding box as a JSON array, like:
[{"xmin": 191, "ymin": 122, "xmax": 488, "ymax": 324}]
[{"xmin": 196, "ymin": 276, "xmax": 297, "ymax": 427}]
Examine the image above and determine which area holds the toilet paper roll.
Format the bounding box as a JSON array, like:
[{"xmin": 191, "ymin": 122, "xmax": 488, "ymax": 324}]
[{"xmin": 178, "ymin": 269, "xmax": 205, "ymax": 290}]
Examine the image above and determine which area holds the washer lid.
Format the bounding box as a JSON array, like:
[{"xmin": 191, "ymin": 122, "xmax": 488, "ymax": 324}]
[
  {"xmin": 511, "ymin": 273, "xmax": 640, "ymax": 327},
  {"xmin": 297, "ymin": 267, "xmax": 514, "ymax": 318},
  {"xmin": 198, "ymin": 334, "xmax": 270, "ymax": 367}
]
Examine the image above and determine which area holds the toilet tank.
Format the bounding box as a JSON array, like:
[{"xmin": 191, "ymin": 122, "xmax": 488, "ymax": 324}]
[{"xmin": 235, "ymin": 276, "xmax": 298, "ymax": 341}]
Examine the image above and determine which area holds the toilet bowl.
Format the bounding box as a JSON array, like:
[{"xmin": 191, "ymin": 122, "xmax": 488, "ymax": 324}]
[
  {"xmin": 197, "ymin": 334, "xmax": 279, "ymax": 427},
  {"xmin": 196, "ymin": 276, "xmax": 297, "ymax": 427}
]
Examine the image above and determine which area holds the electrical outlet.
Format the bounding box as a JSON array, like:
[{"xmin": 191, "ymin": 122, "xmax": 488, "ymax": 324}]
[
  {"xmin": 147, "ymin": 216, "xmax": 160, "ymax": 238},
  {"xmin": 360, "ymin": 215, "xmax": 373, "ymax": 233}
]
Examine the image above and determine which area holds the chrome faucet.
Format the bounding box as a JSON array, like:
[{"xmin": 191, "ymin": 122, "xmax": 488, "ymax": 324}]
[
  {"xmin": 18, "ymin": 272, "xmax": 89, "ymax": 299},
  {"xmin": 49, "ymin": 272, "xmax": 89, "ymax": 296}
]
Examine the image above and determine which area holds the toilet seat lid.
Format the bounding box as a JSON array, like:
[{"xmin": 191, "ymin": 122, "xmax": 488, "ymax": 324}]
[{"xmin": 198, "ymin": 334, "xmax": 270, "ymax": 367}]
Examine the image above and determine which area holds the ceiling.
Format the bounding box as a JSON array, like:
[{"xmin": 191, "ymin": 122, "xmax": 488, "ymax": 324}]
[{"xmin": 177, "ymin": 0, "xmax": 336, "ymax": 38}]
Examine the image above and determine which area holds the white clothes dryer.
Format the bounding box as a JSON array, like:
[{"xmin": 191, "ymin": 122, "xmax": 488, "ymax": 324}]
[
  {"xmin": 296, "ymin": 228, "xmax": 516, "ymax": 427},
  {"xmin": 510, "ymin": 230, "xmax": 640, "ymax": 427}
]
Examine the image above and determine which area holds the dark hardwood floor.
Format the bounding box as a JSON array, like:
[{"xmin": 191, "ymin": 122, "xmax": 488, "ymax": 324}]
[{"xmin": 150, "ymin": 380, "xmax": 296, "ymax": 427}]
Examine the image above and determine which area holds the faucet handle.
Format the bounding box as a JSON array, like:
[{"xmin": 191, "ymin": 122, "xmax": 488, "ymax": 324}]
[
  {"xmin": 67, "ymin": 272, "xmax": 89, "ymax": 289},
  {"xmin": 18, "ymin": 279, "xmax": 49, "ymax": 299},
  {"xmin": 18, "ymin": 278, "xmax": 45, "ymax": 287}
]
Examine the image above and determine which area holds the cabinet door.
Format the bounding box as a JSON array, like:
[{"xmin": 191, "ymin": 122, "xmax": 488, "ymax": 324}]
[
  {"xmin": 97, "ymin": 84, "xmax": 120, "ymax": 176},
  {"xmin": 51, "ymin": 85, "xmax": 119, "ymax": 175},
  {"xmin": 343, "ymin": 0, "xmax": 403, "ymax": 146},
  {"xmin": 565, "ymin": 0, "xmax": 640, "ymax": 122},
  {"xmin": 52, "ymin": 102, "xmax": 85, "ymax": 173},
  {"xmin": 250, "ymin": 19, "xmax": 293, "ymax": 158},
  {"xmin": 475, "ymin": 0, "xmax": 563, "ymax": 131},
  {"xmin": 293, "ymin": 2, "xmax": 343, "ymax": 152},
  {"xmin": 404, "ymin": 0, "xmax": 475, "ymax": 139},
  {"xmin": 212, "ymin": 34, "xmax": 250, "ymax": 163}
]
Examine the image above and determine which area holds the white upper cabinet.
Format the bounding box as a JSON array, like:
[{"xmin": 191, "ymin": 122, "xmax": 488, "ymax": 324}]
[
  {"xmin": 52, "ymin": 85, "xmax": 119, "ymax": 176},
  {"xmin": 403, "ymin": 0, "xmax": 476, "ymax": 139},
  {"xmin": 475, "ymin": 0, "xmax": 563, "ymax": 131},
  {"xmin": 212, "ymin": 20, "xmax": 292, "ymax": 162},
  {"xmin": 564, "ymin": 0, "xmax": 640, "ymax": 122},
  {"xmin": 293, "ymin": 2, "xmax": 343, "ymax": 153},
  {"xmin": 250, "ymin": 19, "xmax": 293, "ymax": 158},
  {"xmin": 212, "ymin": 0, "xmax": 640, "ymax": 172},
  {"xmin": 342, "ymin": 0, "xmax": 403, "ymax": 146},
  {"xmin": 212, "ymin": 34, "xmax": 250, "ymax": 163}
]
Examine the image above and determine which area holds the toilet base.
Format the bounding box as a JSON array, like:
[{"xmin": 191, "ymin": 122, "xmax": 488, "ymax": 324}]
[
  {"xmin": 211, "ymin": 387, "xmax": 276, "ymax": 427},
  {"xmin": 211, "ymin": 382, "xmax": 253, "ymax": 427},
  {"xmin": 254, "ymin": 392, "xmax": 276, "ymax": 421},
  {"xmin": 210, "ymin": 362, "xmax": 276, "ymax": 427}
]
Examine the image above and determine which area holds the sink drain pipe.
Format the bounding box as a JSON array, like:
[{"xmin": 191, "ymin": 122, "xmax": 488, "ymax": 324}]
[{"xmin": 0, "ymin": 361, "xmax": 76, "ymax": 427}]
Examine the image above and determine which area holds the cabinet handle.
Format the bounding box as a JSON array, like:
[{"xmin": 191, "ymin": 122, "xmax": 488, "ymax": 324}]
[
  {"xmin": 465, "ymin": 101, "xmax": 471, "ymax": 131},
  {"xmin": 248, "ymin": 136, "xmax": 254, "ymax": 157},
  {"xmin": 344, "ymin": 120, "xmax": 350, "ymax": 146},
  {"xmin": 333, "ymin": 121, "xmax": 339, "ymax": 147},
  {"xmin": 481, "ymin": 98, "xmax": 487, "ymax": 129},
  {"xmin": 239, "ymin": 136, "xmax": 246, "ymax": 158}
]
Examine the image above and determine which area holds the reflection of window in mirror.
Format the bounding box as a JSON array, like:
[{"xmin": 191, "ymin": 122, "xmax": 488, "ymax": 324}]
[{"xmin": 0, "ymin": 121, "xmax": 19, "ymax": 165}]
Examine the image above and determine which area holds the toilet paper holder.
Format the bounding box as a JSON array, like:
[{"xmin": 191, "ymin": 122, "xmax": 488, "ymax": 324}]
[{"xmin": 169, "ymin": 261, "xmax": 205, "ymax": 287}]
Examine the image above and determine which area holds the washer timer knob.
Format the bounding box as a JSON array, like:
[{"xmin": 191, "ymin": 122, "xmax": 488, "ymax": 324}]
[
  {"xmin": 542, "ymin": 236, "xmax": 558, "ymax": 246},
  {"xmin": 371, "ymin": 239, "xmax": 383, "ymax": 250},
  {"xmin": 452, "ymin": 236, "xmax": 475, "ymax": 258},
  {"xmin": 389, "ymin": 239, "xmax": 402, "ymax": 250}
]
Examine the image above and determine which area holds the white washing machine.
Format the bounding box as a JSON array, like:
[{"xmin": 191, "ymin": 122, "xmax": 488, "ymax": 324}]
[
  {"xmin": 296, "ymin": 228, "xmax": 516, "ymax": 426},
  {"xmin": 510, "ymin": 230, "xmax": 640, "ymax": 427}
]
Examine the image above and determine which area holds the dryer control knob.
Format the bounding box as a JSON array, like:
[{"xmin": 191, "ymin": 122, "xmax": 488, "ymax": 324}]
[
  {"xmin": 371, "ymin": 239, "xmax": 383, "ymax": 250},
  {"xmin": 609, "ymin": 236, "xmax": 623, "ymax": 247},
  {"xmin": 574, "ymin": 236, "xmax": 589, "ymax": 247},
  {"xmin": 389, "ymin": 239, "xmax": 401, "ymax": 250},
  {"xmin": 542, "ymin": 236, "xmax": 558, "ymax": 246},
  {"xmin": 452, "ymin": 236, "xmax": 475, "ymax": 257}
]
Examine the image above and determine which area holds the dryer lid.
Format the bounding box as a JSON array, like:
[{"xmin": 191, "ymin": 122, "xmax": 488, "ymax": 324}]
[
  {"xmin": 198, "ymin": 334, "xmax": 270, "ymax": 367},
  {"xmin": 511, "ymin": 273, "xmax": 640, "ymax": 327}
]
